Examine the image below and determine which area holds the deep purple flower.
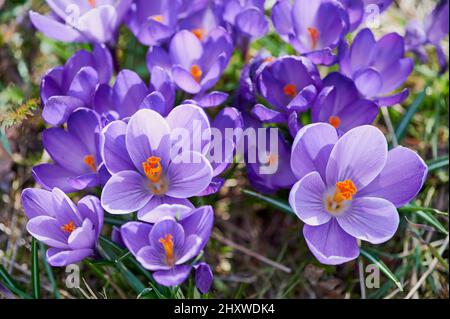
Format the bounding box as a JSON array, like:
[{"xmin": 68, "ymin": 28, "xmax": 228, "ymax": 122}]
[
  {"xmin": 339, "ymin": 28, "xmax": 414, "ymax": 106},
  {"xmin": 311, "ymin": 72, "xmax": 379, "ymax": 133},
  {"xmin": 30, "ymin": 0, "xmax": 132, "ymax": 43},
  {"xmin": 254, "ymin": 56, "xmax": 321, "ymax": 135},
  {"xmin": 93, "ymin": 68, "xmax": 175, "ymax": 122},
  {"xmin": 289, "ymin": 124, "xmax": 427, "ymax": 264},
  {"xmin": 194, "ymin": 262, "xmax": 213, "ymax": 294},
  {"xmin": 33, "ymin": 108, "xmax": 108, "ymax": 193},
  {"xmin": 22, "ymin": 188, "xmax": 104, "ymax": 266},
  {"xmin": 405, "ymin": 0, "xmax": 449, "ymax": 72},
  {"xmin": 146, "ymin": 28, "xmax": 233, "ymax": 95},
  {"xmin": 120, "ymin": 205, "xmax": 214, "ymax": 286},
  {"xmin": 41, "ymin": 45, "xmax": 113, "ymax": 126},
  {"xmin": 100, "ymin": 106, "xmax": 213, "ymax": 218},
  {"xmin": 271, "ymin": 0, "xmax": 349, "ymax": 65}
]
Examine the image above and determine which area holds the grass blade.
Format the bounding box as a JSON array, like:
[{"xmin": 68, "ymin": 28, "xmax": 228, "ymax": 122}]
[
  {"xmin": 398, "ymin": 205, "xmax": 448, "ymax": 216},
  {"xmin": 39, "ymin": 242, "xmax": 60, "ymax": 299},
  {"xmin": 0, "ymin": 265, "xmax": 32, "ymax": 299},
  {"xmin": 31, "ymin": 238, "xmax": 41, "ymax": 299},
  {"xmin": 414, "ymin": 210, "xmax": 449, "ymax": 235},
  {"xmin": 242, "ymin": 189, "xmax": 295, "ymax": 215},
  {"xmin": 395, "ymin": 89, "xmax": 426, "ymax": 142},
  {"xmin": 360, "ymin": 248, "xmax": 403, "ymax": 292},
  {"xmin": 426, "ymin": 155, "xmax": 449, "ymax": 172}
]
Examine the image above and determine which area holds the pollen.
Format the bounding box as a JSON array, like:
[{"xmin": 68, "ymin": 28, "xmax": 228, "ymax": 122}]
[
  {"xmin": 333, "ymin": 180, "xmax": 357, "ymax": 203},
  {"xmin": 159, "ymin": 234, "xmax": 175, "ymax": 266},
  {"xmin": 87, "ymin": 0, "xmax": 96, "ymax": 8},
  {"xmin": 84, "ymin": 154, "xmax": 97, "ymax": 173},
  {"xmin": 192, "ymin": 28, "xmax": 206, "ymax": 40},
  {"xmin": 267, "ymin": 153, "xmax": 278, "ymax": 166},
  {"xmin": 61, "ymin": 221, "xmax": 76, "ymax": 233},
  {"xmin": 264, "ymin": 56, "xmax": 274, "ymax": 63},
  {"xmin": 328, "ymin": 116, "xmax": 341, "ymax": 129},
  {"xmin": 152, "ymin": 15, "xmax": 164, "ymax": 22},
  {"xmin": 307, "ymin": 27, "xmax": 319, "ymax": 50},
  {"xmin": 143, "ymin": 156, "xmax": 163, "ymax": 183},
  {"xmin": 283, "ymin": 84, "xmax": 297, "ymax": 98},
  {"xmin": 190, "ymin": 64, "xmax": 202, "ymax": 83}
]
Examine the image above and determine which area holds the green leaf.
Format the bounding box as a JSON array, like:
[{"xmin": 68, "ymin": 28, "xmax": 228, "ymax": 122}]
[
  {"xmin": 426, "ymin": 155, "xmax": 449, "ymax": 172},
  {"xmin": 104, "ymin": 216, "xmax": 127, "ymax": 226},
  {"xmin": 39, "ymin": 242, "xmax": 60, "ymax": 299},
  {"xmin": 242, "ymin": 189, "xmax": 295, "ymax": 215},
  {"xmin": 360, "ymin": 248, "xmax": 403, "ymax": 292},
  {"xmin": 395, "ymin": 89, "xmax": 426, "ymax": 142},
  {"xmin": 414, "ymin": 210, "xmax": 449, "ymax": 235},
  {"xmin": 0, "ymin": 265, "xmax": 32, "ymax": 299},
  {"xmin": 31, "ymin": 238, "xmax": 41, "ymax": 299}
]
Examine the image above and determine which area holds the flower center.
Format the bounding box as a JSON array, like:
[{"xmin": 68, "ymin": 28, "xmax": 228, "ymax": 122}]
[
  {"xmin": 192, "ymin": 28, "xmax": 206, "ymax": 40},
  {"xmin": 84, "ymin": 154, "xmax": 97, "ymax": 173},
  {"xmin": 142, "ymin": 156, "xmax": 163, "ymax": 183},
  {"xmin": 190, "ymin": 64, "xmax": 202, "ymax": 82},
  {"xmin": 283, "ymin": 84, "xmax": 297, "ymax": 98},
  {"xmin": 159, "ymin": 234, "xmax": 175, "ymax": 267},
  {"xmin": 307, "ymin": 27, "xmax": 319, "ymax": 50},
  {"xmin": 61, "ymin": 221, "xmax": 76, "ymax": 233},
  {"xmin": 87, "ymin": 0, "xmax": 96, "ymax": 8},
  {"xmin": 325, "ymin": 179, "xmax": 357, "ymax": 215},
  {"xmin": 328, "ymin": 116, "xmax": 341, "ymax": 129},
  {"xmin": 152, "ymin": 15, "xmax": 164, "ymax": 22}
]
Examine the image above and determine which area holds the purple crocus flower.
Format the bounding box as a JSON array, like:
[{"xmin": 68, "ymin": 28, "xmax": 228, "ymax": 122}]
[
  {"xmin": 22, "ymin": 188, "xmax": 104, "ymax": 266},
  {"xmin": 41, "ymin": 45, "xmax": 113, "ymax": 126},
  {"xmin": 289, "ymin": 123, "xmax": 427, "ymax": 264},
  {"xmin": 311, "ymin": 72, "xmax": 379, "ymax": 133},
  {"xmin": 29, "ymin": 0, "xmax": 132, "ymax": 44},
  {"xmin": 271, "ymin": 0, "xmax": 349, "ymax": 65},
  {"xmin": 254, "ymin": 56, "xmax": 321, "ymax": 136},
  {"xmin": 120, "ymin": 205, "xmax": 214, "ymax": 286},
  {"xmin": 194, "ymin": 262, "xmax": 213, "ymax": 294},
  {"xmin": 146, "ymin": 28, "xmax": 233, "ymax": 95},
  {"xmin": 93, "ymin": 68, "xmax": 175, "ymax": 122},
  {"xmin": 33, "ymin": 108, "xmax": 108, "ymax": 193},
  {"xmin": 405, "ymin": 0, "xmax": 449, "ymax": 72},
  {"xmin": 339, "ymin": 28, "xmax": 414, "ymax": 106},
  {"xmin": 100, "ymin": 106, "xmax": 213, "ymax": 218},
  {"xmin": 337, "ymin": 0, "xmax": 393, "ymax": 31}
]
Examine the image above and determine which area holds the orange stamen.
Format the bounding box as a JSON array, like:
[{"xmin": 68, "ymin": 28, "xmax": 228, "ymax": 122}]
[
  {"xmin": 333, "ymin": 180, "xmax": 357, "ymax": 203},
  {"xmin": 283, "ymin": 84, "xmax": 297, "ymax": 98},
  {"xmin": 268, "ymin": 153, "xmax": 278, "ymax": 166},
  {"xmin": 307, "ymin": 27, "xmax": 319, "ymax": 50},
  {"xmin": 190, "ymin": 64, "xmax": 202, "ymax": 83},
  {"xmin": 264, "ymin": 56, "xmax": 274, "ymax": 63},
  {"xmin": 152, "ymin": 15, "xmax": 164, "ymax": 22},
  {"xmin": 87, "ymin": 0, "xmax": 96, "ymax": 8},
  {"xmin": 159, "ymin": 234, "xmax": 175, "ymax": 266},
  {"xmin": 142, "ymin": 156, "xmax": 163, "ymax": 183},
  {"xmin": 192, "ymin": 28, "xmax": 206, "ymax": 40},
  {"xmin": 328, "ymin": 116, "xmax": 341, "ymax": 129},
  {"xmin": 84, "ymin": 154, "xmax": 97, "ymax": 173},
  {"xmin": 61, "ymin": 221, "xmax": 76, "ymax": 233}
]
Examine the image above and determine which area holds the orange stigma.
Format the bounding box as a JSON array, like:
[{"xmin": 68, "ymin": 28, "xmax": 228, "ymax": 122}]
[
  {"xmin": 84, "ymin": 154, "xmax": 97, "ymax": 173},
  {"xmin": 264, "ymin": 56, "xmax": 274, "ymax": 63},
  {"xmin": 152, "ymin": 15, "xmax": 164, "ymax": 22},
  {"xmin": 192, "ymin": 28, "xmax": 206, "ymax": 40},
  {"xmin": 61, "ymin": 221, "xmax": 76, "ymax": 233},
  {"xmin": 142, "ymin": 156, "xmax": 163, "ymax": 183},
  {"xmin": 328, "ymin": 116, "xmax": 341, "ymax": 129},
  {"xmin": 87, "ymin": 0, "xmax": 96, "ymax": 8},
  {"xmin": 307, "ymin": 27, "xmax": 319, "ymax": 50},
  {"xmin": 267, "ymin": 153, "xmax": 278, "ymax": 166},
  {"xmin": 333, "ymin": 180, "xmax": 357, "ymax": 203},
  {"xmin": 283, "ymin": 84, "xmax": 297, "ymax": 98},
  {"xmin": 159, "ymin": 234, "xmax": 175, "ymax": 266},
  {"xmin": 190, "ymin": 64, "xmax": 202, "ymax": 82}
]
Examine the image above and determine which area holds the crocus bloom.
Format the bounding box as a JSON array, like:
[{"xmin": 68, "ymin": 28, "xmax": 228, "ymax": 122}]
[
  {"xmin": 146, "ymin": 28, "xmax": 233, "ymax": 95},
  {"xmin": 120, "ymin": 205, "xmax": 214, "ymax": 286},
  {"xmin": 194, "ymin": 262, "xmax": 214, "ymax": 294},
  {"xmin": 254, "ymin": 56, "xmax": 321, "ymax": 135},
  {"xmin": 311, "ymin": 72, "xmax": 379, "ymax": 133},
  {"xmin": 271, "ymin": 0, "xmax": 349, "ymax": 65},
  {"xmin": 33, "ymin": 108, "xmax": 108, "ymax": 193},
  {"xmin": 93, "ymin": 68, "xmax": 175, "ymax": 122},
  {"xmin": 289, "ymin": 123, "xmax": 427, "ymax": 264},
  {"xmin": 30, "ymin": 0, "xmax": 132, "ymax": 43},
  {"xmin": 22, "ymin": 188, "xmax": 104, "ymax": 266},
  {"xmin": 41, "ymin": 45, "xmax": 112, "ymax": 126},
  {"xmin": 100, "ymin": 107, "xmax": 213, "ymax": 218},
  {"xmin": 337, "ymin": 0, "xmax": 393, "ymax": 31},
  {"xmin": 405, "ymin": 0, "xmax": 449, "ymax": 72},
  {"xmin": 339, "ymin": 28, "xmax": 414, "ymax": 106}
]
